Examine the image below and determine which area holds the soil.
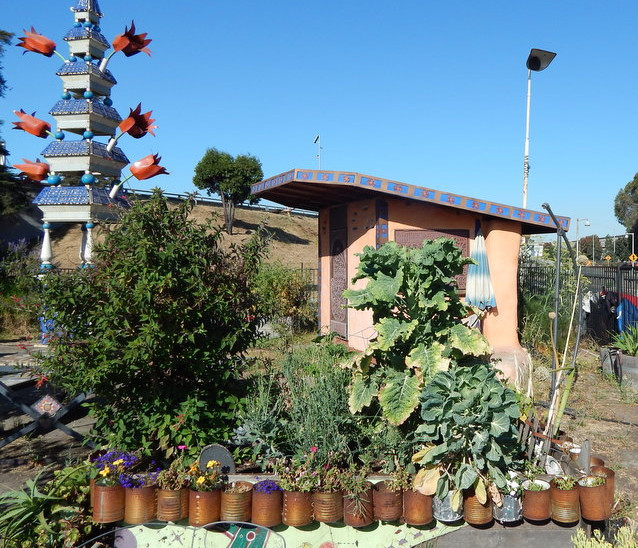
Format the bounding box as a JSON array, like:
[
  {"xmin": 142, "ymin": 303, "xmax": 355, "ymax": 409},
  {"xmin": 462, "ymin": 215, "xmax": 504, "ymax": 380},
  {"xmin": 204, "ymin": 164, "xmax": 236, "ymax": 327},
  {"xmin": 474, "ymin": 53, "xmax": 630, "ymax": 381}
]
[{"xmin": 48, "ymin": 201, "xmax": 318, "ymax": 269}]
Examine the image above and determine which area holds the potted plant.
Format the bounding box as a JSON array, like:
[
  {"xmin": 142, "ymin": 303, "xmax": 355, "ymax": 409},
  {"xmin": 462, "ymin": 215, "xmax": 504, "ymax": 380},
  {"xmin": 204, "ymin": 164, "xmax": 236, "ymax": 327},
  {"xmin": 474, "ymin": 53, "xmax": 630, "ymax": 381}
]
[
  {"xmin": 522, "ymin": 478, "xmax": 551, "ymax": 521},
  {"xmin": 120, "ymin": 465, "xmax": 161, "ymax": 525},
  {"xmin": 156, "ymin": 452, "xmax": 190, "ymax": 521},
  {"xmin": 91, "ymin": 450, "xmax": 140, "ymax": 523},
  {"xmin": 591, "ymin": 465, "xmax": 615, "ymax": 518},
  {"xmin": 412, "ymin": 361, "xmax": 523, "ymax": 525},
  {"xmin": 252, "ymin": 480, "xmax": 283, "ymax": 528},
  {"xmin": 550, "ymin": 475, "xmax": 580, "ymax": 524},
  {"xmin": 186, "ymin": 459, "xmax": 224, "ymax": 527},
  {"xmin": 491, "ymin": 472, "xmax": 523, "ymax": 524},
  {"xmin": 221, "ymin": 481, "xmax": 253, "ymax": 522},
  {"xmin": 270, "ymin": 452, "xmax": 318, "ymax": 527},
  {"xmin": 340, "ymin": 464, "xmax": 374, "ymax": 528},
  {"xmin": 578, "ymin": 474, "xmax": 609, "ymax": 521},
  {"xmin": 373, "ymin": 466, "xmax": 407, "ymax": 523},
  {"xmin": 312, "ymin": 462, "xmax": 344, "ymax": 523}
]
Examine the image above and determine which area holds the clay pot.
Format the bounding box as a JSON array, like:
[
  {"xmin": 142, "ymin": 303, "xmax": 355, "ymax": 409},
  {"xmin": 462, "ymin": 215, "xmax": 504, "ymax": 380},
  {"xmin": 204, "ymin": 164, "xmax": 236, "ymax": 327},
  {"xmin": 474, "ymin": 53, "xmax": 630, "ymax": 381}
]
[
  {"xmin": 221, "ymin": 482, "xmax": 253, "ymax": 522},
  {"xmin": 124, "ymin": 487, "xmax": 156, "ymax": 524},
  {"xmin": 343, "ymin": 484, "xmax": 374, "ymax": 528},
  {"xmin": 550, "ymin": 481, "xmax": 580, "ymax": 524},
  {"xmin": 578, "ymin": 476, "xmax": 610, "ymax": 521},
  {"xmin": 282, "ymin": 491, "xmax": 313, "ymax": 527},
  {"xmin": 189, "ymin": 489, "xmax": 221, "ymax": 526},
  {"xmin": 402, "ymin": 490, "xmax": 433, "ymax": 526},
  {"xmin": 372, "ymin": 481, "xmax": 402, "ymax": 522},
  {"xmin": 312, "ymin": 490, "xmax": 343, "ymax": 523},
  {"xmin": 157, "ymin": 488, "xmax": 189, "ymax": 522},
  {"xmin": 522, "ymin": 480, "xmax": 551, "ymax": 521},
  {"xmin": 92, "ymin": 484, "xmax": 125, "ymax": 523},
  {"xmin": 463, "ymin": 490, "xmax": 492, "ymax": 526},
  {"xmin": 591, "ymin": 466, "xmax": 615, "ymax": 518},
  {"xmin": 252, "ymin": 484, "xmax": 283, "ymax": 528}
]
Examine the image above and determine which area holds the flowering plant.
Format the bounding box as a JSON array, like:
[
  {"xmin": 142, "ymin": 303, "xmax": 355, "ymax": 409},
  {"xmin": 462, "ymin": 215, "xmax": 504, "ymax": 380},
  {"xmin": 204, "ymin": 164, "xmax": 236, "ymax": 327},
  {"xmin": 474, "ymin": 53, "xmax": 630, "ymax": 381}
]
[
  {"xmin": 92, "ymin": 450, "xmax": 140, "ymax": 487},
  {"xmin": 156, "ymin": 453, "xmax": 190, "ymax": 490},
  {"xmin": 339, "ymin": 463, "xmax": 371, "ymax": 496},
  {"xmin": 253, "ymin": 480, "xmax": 282, "ymax": 494},
  {"xmin": 269, "ymin": 451, "xmax": 320, "ymax": 493},
  {"xmin": 187, "ymin": 460, "xmax": 224, "ymax": 492}
]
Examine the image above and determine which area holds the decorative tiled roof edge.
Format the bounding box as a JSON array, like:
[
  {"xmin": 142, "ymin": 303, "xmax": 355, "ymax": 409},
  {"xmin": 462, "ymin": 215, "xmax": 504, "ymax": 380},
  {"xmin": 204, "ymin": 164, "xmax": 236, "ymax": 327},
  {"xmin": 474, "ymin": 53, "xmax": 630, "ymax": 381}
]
[
  {"xmin": 33, "ymin": 185, "xmax": 129, "ymax": 207},
  {"xmin": 49, "ymin": 98, "xmax": 121, "ymax": 121},
  {"xmin": 252, "ymin": 169, "xmax": 571, "ymax": 232},
  {"xmin": 71, "ymin": 0, "xmax": 103, "ymax": 17},
  {"xmin": 41, "ymin": 140, "xmax": 129, "ymax": 163},
  {"xmin": 63, "ymin": 27, "xmax": 110, "ymax": 48},
  {"xmin": 56, "ymin": 60, "xmax": 117, "ymax": 84}
]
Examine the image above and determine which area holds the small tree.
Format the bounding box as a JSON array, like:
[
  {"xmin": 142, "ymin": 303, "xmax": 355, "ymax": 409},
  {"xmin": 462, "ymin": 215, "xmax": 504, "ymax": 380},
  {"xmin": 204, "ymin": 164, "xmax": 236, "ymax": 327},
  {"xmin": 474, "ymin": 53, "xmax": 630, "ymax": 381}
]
[
  {"xmin": 193, "ymin": 148, "xmax": 263, "ymax": 235},
  {"xmin": 38, "ymin": 190, "xmax": 268, "ymax": 457},
  {"xmin": 614, "ymin": 172, "xmax": 638, "ymax": 236}
]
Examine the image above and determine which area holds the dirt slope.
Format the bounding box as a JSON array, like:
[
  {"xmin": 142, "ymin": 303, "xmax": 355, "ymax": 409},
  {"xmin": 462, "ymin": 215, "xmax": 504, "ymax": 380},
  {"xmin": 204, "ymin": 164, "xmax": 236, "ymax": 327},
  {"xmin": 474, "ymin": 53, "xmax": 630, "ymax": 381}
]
[{"xmin": 49, "ymin": 202, "xmax": 318, "ymax": 269}]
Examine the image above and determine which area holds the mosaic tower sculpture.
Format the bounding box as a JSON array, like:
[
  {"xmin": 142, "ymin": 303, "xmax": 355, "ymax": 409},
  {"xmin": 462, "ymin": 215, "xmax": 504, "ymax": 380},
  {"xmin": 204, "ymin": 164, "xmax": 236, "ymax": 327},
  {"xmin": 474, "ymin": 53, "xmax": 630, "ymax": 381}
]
[{"xmin": 13, "ymin": 0, "xmax": 166, "ymax": 268}]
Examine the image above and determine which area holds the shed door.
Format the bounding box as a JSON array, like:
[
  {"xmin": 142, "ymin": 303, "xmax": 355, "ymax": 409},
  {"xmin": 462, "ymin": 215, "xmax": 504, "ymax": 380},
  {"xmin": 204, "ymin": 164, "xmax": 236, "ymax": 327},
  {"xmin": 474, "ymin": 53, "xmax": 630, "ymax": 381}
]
[{"xmin": 330, "ymin": 206, "xmax": 348, "ymax": 338}]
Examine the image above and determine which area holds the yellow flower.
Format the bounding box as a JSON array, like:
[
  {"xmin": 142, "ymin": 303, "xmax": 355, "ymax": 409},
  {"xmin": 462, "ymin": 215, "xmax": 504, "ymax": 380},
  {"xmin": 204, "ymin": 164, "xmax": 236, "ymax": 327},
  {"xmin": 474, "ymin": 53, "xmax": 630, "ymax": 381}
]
[
  {"xmin": 206, "ymin": 460, "xmax": 219, "ymax": 469},
  {"xmin": 99, "ymin": 466, "xmax": 110, "ymax": 477},
  {"xmin": 112, "ymin": 459, "xmax": 124, "ymax": 466},
  {"xmin": 196, "ymin": 476, "xmax": 205, "ymax": 485}
]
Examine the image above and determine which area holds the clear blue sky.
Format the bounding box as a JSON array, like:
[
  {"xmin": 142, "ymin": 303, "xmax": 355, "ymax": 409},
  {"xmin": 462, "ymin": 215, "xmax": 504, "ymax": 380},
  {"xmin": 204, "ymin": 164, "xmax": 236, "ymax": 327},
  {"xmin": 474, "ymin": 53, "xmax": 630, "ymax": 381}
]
[{"xmin": 2, "ymin": 0, "xmax": 637, "ymax": 241}]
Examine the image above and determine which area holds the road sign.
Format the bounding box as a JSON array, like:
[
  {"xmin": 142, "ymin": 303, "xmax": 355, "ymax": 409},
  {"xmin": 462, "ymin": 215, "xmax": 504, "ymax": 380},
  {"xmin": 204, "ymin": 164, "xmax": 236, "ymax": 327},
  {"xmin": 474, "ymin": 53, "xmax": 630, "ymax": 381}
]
[{"xmin": 630, "ymin": 254, "xmax": 638, "ymax": 262}]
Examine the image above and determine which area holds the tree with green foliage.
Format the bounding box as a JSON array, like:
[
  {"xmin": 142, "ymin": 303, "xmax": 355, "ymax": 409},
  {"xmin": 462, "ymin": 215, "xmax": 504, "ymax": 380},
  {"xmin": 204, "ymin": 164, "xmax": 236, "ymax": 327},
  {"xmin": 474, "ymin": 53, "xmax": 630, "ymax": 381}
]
[
  {"xmin": 0, "ymin": 29, "xmax": 12, "ymax": 99},
  {"xmin": 342, "ymin": 238, "xmax": 490, "ymax": 427},
  {"xmin": 37, "ymin": 190, "xmax": 268, "ymax": 457},
  {"xmin": 614, "ymin": 172, "xmax": 638, "ymax": 236},
  {"xmin": 193, "ymin": 148, "xmax": 263, "ymax": 235}
]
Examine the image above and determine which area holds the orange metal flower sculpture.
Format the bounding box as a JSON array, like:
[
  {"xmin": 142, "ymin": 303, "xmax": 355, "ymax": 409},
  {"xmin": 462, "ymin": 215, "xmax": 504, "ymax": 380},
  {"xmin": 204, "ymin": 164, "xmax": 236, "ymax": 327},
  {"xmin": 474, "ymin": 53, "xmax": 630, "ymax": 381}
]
[
  {"xmin": 13, "ymin": 110, "xmax": 52, "ymax": 138},
  {"xmin": 17, "ymin": 27, "xmax": 57, "ymax": 57},
  {"xmin": 112, "ymin": 21, "xmax": 152, "ymax": 57},
  {"xmin": 118, "ymin": 103, "xmax": 157, "ymax": 138},
  {"xmin": 130, "ymin": 154, "xmax": 168, "ymax": 180},
  {"xmin": 14, "ymin": 159, "xmax": 50, "ymax": 182}
]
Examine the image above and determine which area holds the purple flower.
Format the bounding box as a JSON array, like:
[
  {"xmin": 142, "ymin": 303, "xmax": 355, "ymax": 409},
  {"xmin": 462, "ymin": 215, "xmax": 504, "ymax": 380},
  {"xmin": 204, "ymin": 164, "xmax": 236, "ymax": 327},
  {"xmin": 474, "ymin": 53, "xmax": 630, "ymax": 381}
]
[{"xmin": 254, "ymin": 480, "xmax": 282, "ymax": 494}]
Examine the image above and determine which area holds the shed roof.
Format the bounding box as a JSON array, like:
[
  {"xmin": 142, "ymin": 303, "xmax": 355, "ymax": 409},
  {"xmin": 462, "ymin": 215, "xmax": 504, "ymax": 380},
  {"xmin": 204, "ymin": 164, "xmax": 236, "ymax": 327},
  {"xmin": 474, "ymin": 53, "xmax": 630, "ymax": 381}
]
[{"xmin": 252, "ymin": 169, "xmax": 570, "ymax": 234}]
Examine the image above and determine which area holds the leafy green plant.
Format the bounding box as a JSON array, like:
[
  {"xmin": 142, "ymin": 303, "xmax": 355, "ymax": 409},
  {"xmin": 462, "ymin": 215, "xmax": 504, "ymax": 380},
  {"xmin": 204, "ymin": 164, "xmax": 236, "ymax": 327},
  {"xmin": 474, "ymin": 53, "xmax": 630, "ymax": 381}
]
[
  {"xmin": 156, "ymin": 452, "xmax": 190, "ymax": 490},
  {"xmin": 524, "ymin": 479, "xmax": 550, "ymax": 492},
  {"xmin": 343, "ymin": 239, "xmax": 490, "ymax": 426},
  {"xmin": 37, "ymin": 190, "xmax": 267, "ymax": 458},
  {"xmin": 612, "ymin": 324, "xmax": 638, "ymax": 356},
  {"xmin": 578, "ymin": 475, "xmax": 606, "ymax": 488},
  {"xmin": 553, "ymin": 475, "xmax": 579, "ymax": 490},
  {"xmin": 412, "ymin": 361, "xmax": 523, "ymax": 509},
  {"xmin": 0, "ymin": 464, "xmax": 102, "ymax": 548},
  {"xmin": 571, "ymin": 526, "xmax": 638, "ymax": 548}
]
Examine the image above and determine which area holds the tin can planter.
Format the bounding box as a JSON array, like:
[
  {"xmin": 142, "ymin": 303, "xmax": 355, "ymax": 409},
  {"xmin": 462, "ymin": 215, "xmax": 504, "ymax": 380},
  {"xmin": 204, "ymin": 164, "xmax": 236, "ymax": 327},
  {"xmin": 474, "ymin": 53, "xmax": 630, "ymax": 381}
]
[
  {"xmin": 463, "ymin": 490, "xmax": 492, "ymax": 526},
  {"xmin": 550, "ymin": 480, "xmax": 580, "ymax": 524},
  {"xmin": 372, "ymin": 481, "xmax": 402, "ymax": 522},
  {"xmin": 92, "ymin": 484, "xmax": 125, "ymax": 523},
  {"xmin": 124, "ymin": 486, "xmax": 156, "ymax": 525},
  {"xmin": 403, "ymin": 490, "xmax": 433, "ymax": 526},
  {"xmin": 343, "ymin": 484, "xmax": 374, "ymax": 528},
  {"xmin": 221, "ymin": 482, "xmax": 253, "ymax": 522},
  {"xmin": 252, "ymin": 482, "xmax": 283, "ymax": 528},
  {"xmin": 492, "ymin": 494, "xmax": 522, "ymax": 524},
  {"xmin": 433, "ymin": 492, "xmax": 463, "ymax": 523},
  {"xmin": 282, "ymin": 491, "xmax": 313, "ymax": 527},
  {"xmin": 312, "ymin": 490, "xmax": 343, "ymax": 523},
  {"xmin": 591, "ymin": 466, "xmax": 615, "ymax": 518},
  {"xmin": 578, "ymin": 476, "xmax": 609, "ymax": 521},
  {"xmin": 157, "ymin": 488, "xmax": 189, "ymax": 522},
  {"xmin": 189, "ymin": 489, "xmax": 221, "ymax": 527},
  {"xmin": 522, "ymin": 480, "xmax": 551, "ymax": 522}
]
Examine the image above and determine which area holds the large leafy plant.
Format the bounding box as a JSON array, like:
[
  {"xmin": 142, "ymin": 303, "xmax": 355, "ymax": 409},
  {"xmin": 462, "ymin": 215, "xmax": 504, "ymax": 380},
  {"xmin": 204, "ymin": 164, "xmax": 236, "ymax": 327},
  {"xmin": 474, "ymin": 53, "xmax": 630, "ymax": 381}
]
[
  {"xmin": 412, "ymin": 361, "xmax": 523, "ymax": 511},
  {"xmin": 343, "ymin": 238, "xmax": 490, "ymax": 426}
]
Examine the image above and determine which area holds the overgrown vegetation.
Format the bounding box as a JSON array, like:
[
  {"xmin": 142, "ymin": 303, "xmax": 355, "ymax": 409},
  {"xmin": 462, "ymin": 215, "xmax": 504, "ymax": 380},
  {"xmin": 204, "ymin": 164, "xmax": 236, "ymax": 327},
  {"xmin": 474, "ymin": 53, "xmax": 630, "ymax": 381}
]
[{"xmin": 36, "ymin": 190, "xmax": 268, "ymax": 457}]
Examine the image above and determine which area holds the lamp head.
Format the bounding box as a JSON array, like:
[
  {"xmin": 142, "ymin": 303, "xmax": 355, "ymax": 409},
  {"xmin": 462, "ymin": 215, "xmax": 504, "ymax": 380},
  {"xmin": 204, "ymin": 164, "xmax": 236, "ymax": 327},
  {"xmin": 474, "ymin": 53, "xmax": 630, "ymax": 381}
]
[{"xmin": 526, "ymin": 48, "xmax": 557, "ymax": 71}]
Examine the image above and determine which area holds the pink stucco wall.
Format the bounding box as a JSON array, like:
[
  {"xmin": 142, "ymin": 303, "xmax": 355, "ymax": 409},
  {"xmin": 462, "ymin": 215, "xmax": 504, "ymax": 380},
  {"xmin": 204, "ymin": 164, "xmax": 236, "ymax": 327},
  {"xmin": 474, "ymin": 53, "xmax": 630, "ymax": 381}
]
[{"xmin": 318, "ymin": 198, "xmax": 528, "ymax": 383}]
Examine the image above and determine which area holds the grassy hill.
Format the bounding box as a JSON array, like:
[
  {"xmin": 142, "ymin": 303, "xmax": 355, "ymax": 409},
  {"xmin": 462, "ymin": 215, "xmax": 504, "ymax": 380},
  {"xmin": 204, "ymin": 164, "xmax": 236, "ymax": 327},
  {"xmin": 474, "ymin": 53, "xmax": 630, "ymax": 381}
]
[{"xmin": 49, "ymin": 201, "xmax": 318, "ymax": 269}]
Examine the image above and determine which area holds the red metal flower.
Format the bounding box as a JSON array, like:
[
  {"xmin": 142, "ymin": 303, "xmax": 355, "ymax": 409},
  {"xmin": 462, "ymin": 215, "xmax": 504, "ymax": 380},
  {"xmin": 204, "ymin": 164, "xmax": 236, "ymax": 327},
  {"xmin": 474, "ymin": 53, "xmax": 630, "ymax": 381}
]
[
  {"xmin": 13, "ymin": 110, "xmax": 51, "ymax": 138},
  {"xmin": 112, "ymin": 21, "xmax": 152, "ymax": 57},
  {"xmin": 17, "ymin": 27, "xmax": 57, "ymax": 57},
  {"xmin": 130, "ymin": 154, "xmax": 168, "ymax": 180},
  {"xmin": 14, "ymin": 158, "xmax": 50, "ymax": 182},
  {"xmin": 118, "ymin": 103, "xmax": 157, "ymax": 139}
]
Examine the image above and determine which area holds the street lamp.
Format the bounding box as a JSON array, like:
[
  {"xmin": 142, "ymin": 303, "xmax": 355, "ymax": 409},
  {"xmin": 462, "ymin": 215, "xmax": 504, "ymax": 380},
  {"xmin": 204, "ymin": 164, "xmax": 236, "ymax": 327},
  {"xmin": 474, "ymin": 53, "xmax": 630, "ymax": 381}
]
[
  {"xmin": 522, "ymin": 48, "xmax": 557, "ymax": 209},
  {"xmin": 575, "ymin": 218, "xmax": 590, "ymax": 260}
]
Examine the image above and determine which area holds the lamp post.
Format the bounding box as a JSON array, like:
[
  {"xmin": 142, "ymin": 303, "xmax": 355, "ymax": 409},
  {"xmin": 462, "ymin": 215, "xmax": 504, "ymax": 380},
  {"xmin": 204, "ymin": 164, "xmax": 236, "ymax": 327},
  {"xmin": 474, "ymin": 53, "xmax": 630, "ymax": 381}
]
[
  {"xmin": 522, "ymin": 48, "xmax": 557, "ymax": 209},
  {"xmin": 575, "ymin": 218, "xmax": 590, "ymax": 260}
]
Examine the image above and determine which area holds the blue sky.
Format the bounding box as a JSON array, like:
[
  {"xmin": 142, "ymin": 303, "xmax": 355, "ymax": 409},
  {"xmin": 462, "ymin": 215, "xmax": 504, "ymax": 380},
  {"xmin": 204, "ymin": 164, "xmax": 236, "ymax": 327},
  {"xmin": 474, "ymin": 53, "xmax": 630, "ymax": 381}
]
[{"xmin": 2, "ymin": 0, "xmax": 638, "ymax": 242}]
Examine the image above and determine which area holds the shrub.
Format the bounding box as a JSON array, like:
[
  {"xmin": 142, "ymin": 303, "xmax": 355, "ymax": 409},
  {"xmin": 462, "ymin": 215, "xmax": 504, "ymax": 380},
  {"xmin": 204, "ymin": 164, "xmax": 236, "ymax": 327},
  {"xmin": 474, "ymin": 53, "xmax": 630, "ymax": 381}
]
[{"xmin": 37, "ymin": 190, "xmax": 268, "ymax": 458}]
